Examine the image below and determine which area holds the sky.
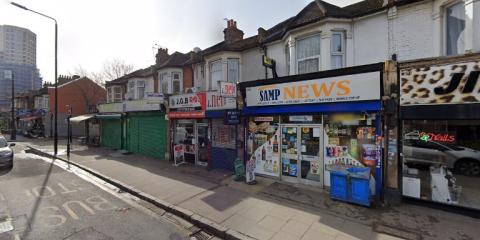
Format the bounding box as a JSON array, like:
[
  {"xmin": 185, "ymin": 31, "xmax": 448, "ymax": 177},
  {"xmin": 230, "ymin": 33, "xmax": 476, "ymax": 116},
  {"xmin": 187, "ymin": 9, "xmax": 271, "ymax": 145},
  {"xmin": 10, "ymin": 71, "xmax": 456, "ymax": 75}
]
[{"xmin": 0, "ymin": 0, "xmax": 362, "ymax": 83}]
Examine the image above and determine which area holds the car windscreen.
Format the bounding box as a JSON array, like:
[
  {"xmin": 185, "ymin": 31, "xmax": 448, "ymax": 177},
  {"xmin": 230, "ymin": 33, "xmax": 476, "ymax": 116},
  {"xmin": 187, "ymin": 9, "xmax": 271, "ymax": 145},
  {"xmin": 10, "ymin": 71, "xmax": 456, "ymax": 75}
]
[{"xmin": 0, "ymin": 138, "xmax": 7, "ymax": 148}]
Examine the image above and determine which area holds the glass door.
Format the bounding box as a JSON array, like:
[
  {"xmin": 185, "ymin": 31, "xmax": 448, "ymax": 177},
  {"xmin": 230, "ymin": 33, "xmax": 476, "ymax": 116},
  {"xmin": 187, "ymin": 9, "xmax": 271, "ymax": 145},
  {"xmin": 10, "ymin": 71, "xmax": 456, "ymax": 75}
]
[
  {"xmin": 299, "ymin": 126, "xmax": 323, "ymax": 186},
  {"xmin": 281, "ymin": 125, "xmax": 323, "ymax": 186},
  {"xmin": 196, "ymin": 123, "xmax": 209, "ymax": 166}
]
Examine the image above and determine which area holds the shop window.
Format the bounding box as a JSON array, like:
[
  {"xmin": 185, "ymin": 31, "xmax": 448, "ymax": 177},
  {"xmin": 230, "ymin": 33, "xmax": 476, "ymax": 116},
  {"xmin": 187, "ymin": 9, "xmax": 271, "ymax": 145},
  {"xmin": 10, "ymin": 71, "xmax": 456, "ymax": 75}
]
[
  {"xmin": 246, "ymin": 116, "xmax": 281, "ymax": 178},
  {"xmin": 402, "ymin": 120, "xmax": 480, "ymax": 209},
  {"xmin": 296, "ymin": 34, "xmax": 321, "ymax": 74},
  {"xmin": 209, "ymin": 60, "xmax": 222, "ymax": 90},
  {"xmin": 445, "ymin": 2, "xmax": 465, "ymax": 56},
  {"xmin": 330, "ymin": 31, "xmax": 345, "ymax": 69},
  {"xmin": 227, "ymin": 58, "xmax": 239, "ymax": 83},
  {"xmin": 212, "ymin": 119, "xmax": 236, "ymax": 149}
]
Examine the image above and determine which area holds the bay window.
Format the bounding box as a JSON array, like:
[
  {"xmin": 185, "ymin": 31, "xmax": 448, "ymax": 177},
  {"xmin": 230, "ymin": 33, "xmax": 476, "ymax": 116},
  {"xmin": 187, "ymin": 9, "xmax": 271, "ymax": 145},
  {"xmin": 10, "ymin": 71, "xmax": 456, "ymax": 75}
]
[
  {"xmin": 137, "ymin": 80, "xmax": 145, "ymax": 99},
  {"xmin": 445, "ymin": 2, "xmax": 465, "ymax": 56},
  {"xmin": 210, "ymin": 60, "xmax": 222, "ymax": 90},
  {"xmin": 296, "ymin": 34, "xmax": 321, "ymax": 74},
  {"xmin": 159, "ymin": 72, "xmax": 168, "ymax": 95},
  {"xmin": 227, "ymin": 58, "xmax": 239, "ymax": 83},
  {"xmin": 113, "ymin": 86, "xmax": 122, "ymax": 103},
  {"xmin": 331, "ymin": 31, "xmax": 345, "ymax": 69},
  {"xmin": 107, "ymin": 87, "xmax": 113, "ymax": 103},
  {"xmin": 127, "ymin": 81, "xmax": 135, "ymax": 100},
  {"xmin": 172, "ymin": 72, "xmax": 182, "ymax": 94}
]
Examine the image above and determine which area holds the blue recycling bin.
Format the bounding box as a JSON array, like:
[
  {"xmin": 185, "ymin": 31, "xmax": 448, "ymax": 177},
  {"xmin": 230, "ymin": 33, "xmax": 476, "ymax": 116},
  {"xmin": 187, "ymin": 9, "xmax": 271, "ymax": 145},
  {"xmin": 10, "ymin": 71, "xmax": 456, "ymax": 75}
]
[{"xmin": 330, "ymin": 166, "xmax": 371, "ymax": 207}]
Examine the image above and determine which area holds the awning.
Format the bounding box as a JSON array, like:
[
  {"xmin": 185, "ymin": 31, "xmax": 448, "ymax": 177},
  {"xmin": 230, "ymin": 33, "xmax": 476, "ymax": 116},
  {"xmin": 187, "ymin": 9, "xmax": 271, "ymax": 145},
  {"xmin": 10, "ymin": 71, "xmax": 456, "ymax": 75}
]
[
  {"xmin": 70, "ymin": 114, "xmax": 95, "ymax": 123},
  {"xmin": 243, "ymin": 101, "xmax": 381, "ymax": 116},
  {"xmin": 96, "ymin": 114, "xmax": 122, "ymax": 120}
]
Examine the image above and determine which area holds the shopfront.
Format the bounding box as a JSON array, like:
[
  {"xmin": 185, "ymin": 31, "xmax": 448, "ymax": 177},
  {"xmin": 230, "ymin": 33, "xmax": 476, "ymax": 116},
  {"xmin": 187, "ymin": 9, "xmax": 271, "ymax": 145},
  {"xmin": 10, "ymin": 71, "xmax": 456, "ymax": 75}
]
[
  {"xmin": 169, "ymin": 92, "xmax": 210, "ymax": 166},
  {"xmin": 399, "ymin": 55, "xmax": 480, "ymax": 210},
  {"xmin": 241, "ymin": 63, "xmax": 384, "ymax": 196}
]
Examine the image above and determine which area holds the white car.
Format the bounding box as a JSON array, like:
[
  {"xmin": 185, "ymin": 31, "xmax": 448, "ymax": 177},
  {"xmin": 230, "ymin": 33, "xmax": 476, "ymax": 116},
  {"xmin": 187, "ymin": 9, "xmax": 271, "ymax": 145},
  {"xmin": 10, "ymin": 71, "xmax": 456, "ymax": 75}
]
[
  {"xmin": 0, "ymin": 136, "xmax": 15, "ymax": 168},
  {"xmin": 403, "ymin": 139, "xmax": 480, "ymax": 176}
]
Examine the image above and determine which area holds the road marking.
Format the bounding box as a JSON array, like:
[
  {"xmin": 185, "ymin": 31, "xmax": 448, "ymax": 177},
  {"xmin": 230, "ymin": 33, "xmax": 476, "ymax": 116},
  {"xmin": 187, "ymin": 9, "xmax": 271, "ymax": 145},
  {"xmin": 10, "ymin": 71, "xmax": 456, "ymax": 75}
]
[
  {"xmin": 62, "ymin": 201, "xmax": 95, "ymax": 220},
  {"xmin": 32, "ymin": 186, "xmax": 56, "ymax": 198},
  {"xmin": 85, "ymin": 196, "xmax": 117, "ymax": 211},
  {"xmin": 24, "ymin": 190, "xmax": 33, "ymax": 198},
  {"xmin": 57, "ymin": 183, "xmax": 77, "ymax": 194},
  {"xmin": 40, "ymin": 206, "xmax": 67, "ymax": 227}
]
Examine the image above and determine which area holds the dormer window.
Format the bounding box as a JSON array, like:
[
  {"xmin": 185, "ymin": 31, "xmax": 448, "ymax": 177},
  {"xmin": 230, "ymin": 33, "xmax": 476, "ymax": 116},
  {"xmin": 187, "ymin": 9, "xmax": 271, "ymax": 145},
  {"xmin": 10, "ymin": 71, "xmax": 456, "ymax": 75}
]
[{"xmin": 296, "ymin": 34, "xmax": 321, "ymax": 74}]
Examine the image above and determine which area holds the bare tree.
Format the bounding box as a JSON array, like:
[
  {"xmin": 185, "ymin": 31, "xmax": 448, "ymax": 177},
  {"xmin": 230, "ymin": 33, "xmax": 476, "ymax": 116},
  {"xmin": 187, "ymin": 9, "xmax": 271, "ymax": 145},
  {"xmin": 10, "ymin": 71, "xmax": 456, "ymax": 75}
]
[
  {"xmin": 69, "ymin": 65, "xmax": 105, "ymax": 85},
  {"xmin": 101, "ymin": 58, "xmax": 134, "ymax": 81}
]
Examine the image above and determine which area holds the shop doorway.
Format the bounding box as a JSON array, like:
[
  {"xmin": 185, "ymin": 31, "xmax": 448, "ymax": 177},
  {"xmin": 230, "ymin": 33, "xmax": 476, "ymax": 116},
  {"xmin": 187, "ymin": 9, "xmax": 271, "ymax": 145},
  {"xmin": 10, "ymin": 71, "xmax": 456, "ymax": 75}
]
[
  {"xmin": 280, "ymin": 124, "xmax": 323, "ymax": 186},
  {"xmin": 196, "ymin": 123, "xmax": 209, "ymax": 166}
]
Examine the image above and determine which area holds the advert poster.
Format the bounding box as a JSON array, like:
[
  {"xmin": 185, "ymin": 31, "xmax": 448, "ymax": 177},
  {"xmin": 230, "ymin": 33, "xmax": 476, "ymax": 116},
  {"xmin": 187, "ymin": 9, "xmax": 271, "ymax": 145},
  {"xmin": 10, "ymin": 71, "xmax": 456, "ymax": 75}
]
[
  {"xmin": 173, "ymin": 144, "xmax": 185, "ymax": 166},
  {"xmin": 248, "ymin": 130, "xmax": 280, "ymax": 177}
]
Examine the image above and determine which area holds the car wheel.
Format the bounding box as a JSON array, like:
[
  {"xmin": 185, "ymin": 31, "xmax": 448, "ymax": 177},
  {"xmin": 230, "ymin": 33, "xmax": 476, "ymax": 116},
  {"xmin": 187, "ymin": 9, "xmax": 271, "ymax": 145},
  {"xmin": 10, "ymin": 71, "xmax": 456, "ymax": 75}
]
[{"xmin": 455, "ymin": 159, "xmax": 480, "ymax": 176}]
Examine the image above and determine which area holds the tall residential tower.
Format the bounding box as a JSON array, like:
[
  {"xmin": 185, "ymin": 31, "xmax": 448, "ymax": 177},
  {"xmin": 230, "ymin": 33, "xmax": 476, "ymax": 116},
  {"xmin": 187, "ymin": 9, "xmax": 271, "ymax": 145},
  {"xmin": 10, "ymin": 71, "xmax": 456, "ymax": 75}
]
[{"xmin": 0, "ymin": 25, "xmax": 42, "ymax": 112}]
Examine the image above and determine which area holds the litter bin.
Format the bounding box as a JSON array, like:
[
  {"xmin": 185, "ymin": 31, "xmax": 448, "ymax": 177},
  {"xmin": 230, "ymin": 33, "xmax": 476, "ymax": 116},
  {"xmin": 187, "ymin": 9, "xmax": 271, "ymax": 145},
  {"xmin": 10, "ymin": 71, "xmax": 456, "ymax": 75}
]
[{"xmin": 330, "ymin": 166, "xmax": 371, "ymax": 207}]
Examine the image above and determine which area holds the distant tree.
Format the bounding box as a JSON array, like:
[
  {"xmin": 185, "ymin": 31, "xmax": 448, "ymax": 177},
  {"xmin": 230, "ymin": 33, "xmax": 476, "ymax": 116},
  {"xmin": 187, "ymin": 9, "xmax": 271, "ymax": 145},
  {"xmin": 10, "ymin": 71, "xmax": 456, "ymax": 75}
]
[
  {"xmin": 69, "ymin": 58, "xmax": 134, "ymax": 86},
  {"xmin": 100, "ymin": 58, "xmax": 134, "ymax": 81}
]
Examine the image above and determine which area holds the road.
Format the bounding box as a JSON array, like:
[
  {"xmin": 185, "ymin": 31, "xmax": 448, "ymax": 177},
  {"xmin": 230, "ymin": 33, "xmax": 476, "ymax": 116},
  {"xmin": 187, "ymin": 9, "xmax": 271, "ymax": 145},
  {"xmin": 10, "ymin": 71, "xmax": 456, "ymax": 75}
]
[{"xmin": 0, "ymin": 143, "xmax": 192, "ymax": 240}]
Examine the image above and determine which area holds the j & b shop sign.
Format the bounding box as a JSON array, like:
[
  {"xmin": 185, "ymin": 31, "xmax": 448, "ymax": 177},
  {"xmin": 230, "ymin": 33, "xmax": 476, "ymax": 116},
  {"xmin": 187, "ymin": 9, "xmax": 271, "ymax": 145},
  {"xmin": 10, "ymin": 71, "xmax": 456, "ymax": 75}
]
[{"xmin": 245, "ymin": 72, "xmax": 380, "ymax": 107}]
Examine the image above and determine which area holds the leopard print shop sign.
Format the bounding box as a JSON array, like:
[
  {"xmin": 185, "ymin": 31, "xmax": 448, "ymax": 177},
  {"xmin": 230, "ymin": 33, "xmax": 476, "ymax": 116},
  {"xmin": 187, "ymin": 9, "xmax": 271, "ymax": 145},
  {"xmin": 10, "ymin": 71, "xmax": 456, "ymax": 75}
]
[{"xmin": 400, "ymin": 60, "xmax": 480, "ymax": 105}]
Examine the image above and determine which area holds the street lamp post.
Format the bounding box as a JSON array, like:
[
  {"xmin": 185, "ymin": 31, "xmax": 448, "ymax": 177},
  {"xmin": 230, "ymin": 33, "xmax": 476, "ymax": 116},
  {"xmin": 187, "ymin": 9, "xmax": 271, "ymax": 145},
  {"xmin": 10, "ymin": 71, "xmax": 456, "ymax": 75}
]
[
  {"xmin": 11, "ymin": 2, "xmax": 58, "ymax": 155},
  {"xmin": 4, "ymin": 70, "xmax": 16, "ymax": 140}
]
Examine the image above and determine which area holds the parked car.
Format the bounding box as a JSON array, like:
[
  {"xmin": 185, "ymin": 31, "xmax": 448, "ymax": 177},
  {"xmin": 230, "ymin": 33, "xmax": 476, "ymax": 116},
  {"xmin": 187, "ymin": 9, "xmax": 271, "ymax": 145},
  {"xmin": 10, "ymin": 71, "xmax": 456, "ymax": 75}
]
[
  {"xmin": 0, "ymin": 136, "xmax": 14, "ymax": 169},
  {"xmin": 403, "ymin": 139, "xmax": 480, "ymax": 176}
]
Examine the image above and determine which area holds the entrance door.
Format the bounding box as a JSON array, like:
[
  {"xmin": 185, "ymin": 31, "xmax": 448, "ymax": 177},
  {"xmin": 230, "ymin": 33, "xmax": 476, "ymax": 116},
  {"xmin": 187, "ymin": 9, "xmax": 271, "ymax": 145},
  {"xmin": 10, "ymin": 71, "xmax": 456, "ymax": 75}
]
[
  {"xmin": 196, "ymin": 123, "xmax": 209, "ymax": 166},
  {"xmin": 281, "ymin": 125, "xmax": 323, "ymax": 186}
]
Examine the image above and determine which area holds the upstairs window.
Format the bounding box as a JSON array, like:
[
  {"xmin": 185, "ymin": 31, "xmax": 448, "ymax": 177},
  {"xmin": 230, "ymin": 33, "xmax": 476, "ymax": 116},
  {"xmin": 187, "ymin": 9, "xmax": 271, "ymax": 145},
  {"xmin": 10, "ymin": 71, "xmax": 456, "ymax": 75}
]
[
  {"xmin": 113, "ymin": 86, "xmax": 122, "ymax": 103},
  {"xmin": 331, "ymin": 32, "xmax": 345, "ymax": 69},
  {"xmin": 159, "ymin": 72, "xmax": 169, "ymax": 95},
  {"xmin": 445, "ymin": 2, "xmax": 465, "ymax": 56},
  {"xmin": 210, "ymin": 60, "xmax": 222, "ymax": 90},
  {"xmin": 107, "ymin": 87, "xmax": 113, "ymax": 103},
  {"xmin": 127, "ymin": 81, "xmax": 135, "ymax": 100},
  {"xmin": 137, "ymin": 80, "xmax": 145, "ymax": 100},
  {"xmin": 227, "ymin": 58, "xmax": 239, "ymax": 83},
  {"xmin": 172, "ymin": 72, "xmax": 182, "ymax": 94},
  {"xmin": 296, "ymin": 34, "xmax": 321, "ymax": 74}
]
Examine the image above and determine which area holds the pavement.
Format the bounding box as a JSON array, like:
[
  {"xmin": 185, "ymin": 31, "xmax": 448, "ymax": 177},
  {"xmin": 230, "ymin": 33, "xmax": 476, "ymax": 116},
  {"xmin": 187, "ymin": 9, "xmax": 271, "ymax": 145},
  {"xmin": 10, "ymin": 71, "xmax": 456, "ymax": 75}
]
[
  {"xmin": 12, "ymin": 136, "xmax": 480, "ymax": 240},
  {"xmin": 0, "ymin": 142, "xmax": 195, "ymax": 240}
]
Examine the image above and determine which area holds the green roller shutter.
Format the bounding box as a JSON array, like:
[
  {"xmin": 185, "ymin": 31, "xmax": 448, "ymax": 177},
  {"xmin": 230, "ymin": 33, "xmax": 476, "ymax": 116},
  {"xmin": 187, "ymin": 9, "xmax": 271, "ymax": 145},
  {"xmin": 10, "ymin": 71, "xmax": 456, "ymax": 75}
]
[
  {"xmin": 127, "ymin": 112, "xmax": 167, "ymax": 159},
  {"xmin": 101, "ymin": 119, "xmax": 122, "ymax": 149}
]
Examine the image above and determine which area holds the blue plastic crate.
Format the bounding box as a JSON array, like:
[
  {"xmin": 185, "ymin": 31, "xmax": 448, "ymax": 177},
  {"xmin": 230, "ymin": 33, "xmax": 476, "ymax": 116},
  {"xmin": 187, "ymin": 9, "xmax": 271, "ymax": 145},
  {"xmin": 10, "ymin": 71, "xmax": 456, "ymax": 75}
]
[
  {"xmin": 330, "ymin": 167, "xmax": 371, "ymax": 207},
  {"xmin": 350, "ymin": 177, "xmax": 370, "ymax": 206},
  {"xmin": 330, "ymin": 171, "xmax": 348, "ymax": 201}
]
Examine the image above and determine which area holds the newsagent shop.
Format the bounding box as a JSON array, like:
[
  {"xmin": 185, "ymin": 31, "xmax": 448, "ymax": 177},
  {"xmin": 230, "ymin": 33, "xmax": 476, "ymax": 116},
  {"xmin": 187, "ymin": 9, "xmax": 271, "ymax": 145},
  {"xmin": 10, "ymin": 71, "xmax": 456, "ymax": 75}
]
[
  {"xmin": 399, "ymin": 54, "xmax": 480, "ymax": 210},
  {"xmin": 168, "ymin": 88, "xmax": 240, "ymax": 171},
  {"xmin": 239, "ymin": 63, "xmax": 385, "ymax": 198}
]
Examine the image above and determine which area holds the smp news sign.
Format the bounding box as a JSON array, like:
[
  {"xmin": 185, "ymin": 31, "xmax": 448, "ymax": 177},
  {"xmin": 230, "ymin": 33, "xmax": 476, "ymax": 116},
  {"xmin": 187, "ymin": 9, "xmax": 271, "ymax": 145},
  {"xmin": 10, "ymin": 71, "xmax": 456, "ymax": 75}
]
[
  {"xmin": 245, "ymin": 71, "xmax": 380, "ymax": 107},
  {"xmin": 400, "ymin": 59, "xmax": 480, "ymax": 105}
]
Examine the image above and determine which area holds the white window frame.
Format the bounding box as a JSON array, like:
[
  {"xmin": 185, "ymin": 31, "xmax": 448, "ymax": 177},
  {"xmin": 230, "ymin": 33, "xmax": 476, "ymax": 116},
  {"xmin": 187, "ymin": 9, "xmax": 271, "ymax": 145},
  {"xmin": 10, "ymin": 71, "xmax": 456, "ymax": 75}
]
[
  {"xmin": 172, "ymin": 72, "xmax": 182, "ymax": 94},
  {"xmin": 159, "ymin": 72, "xmax": 169, "ymax": 95},
  {"xmin": 295, "ymin": 33, "xmax": 321, "ymax": 74},
  {"xmin": 330, "ymin": 31, "xmax": 345, "ymax": 69},
  {"xmin": 285, "ymin": 44, "xmax": 290, "ymax": 75},
  {"xmin": 443, "ymin": 1, "xmax": 466, "ymax": 56},
  {"xmin": 113, "ymin": 86, "xmax": 122, "ymax": 103},
  {"xmin": 127, "ymin": 81, "xmax": 135, "ymax": 100},
  {"xmin": 227, "ymin": 58, "xmax": 239, "ymax": 83},
  {"xmin": 209, "ymin": 59, "xmax": 222, "ymax": 90},
  {"xmin": 137, "ymin": 80, "xmax": 145, "ymax": 100}
]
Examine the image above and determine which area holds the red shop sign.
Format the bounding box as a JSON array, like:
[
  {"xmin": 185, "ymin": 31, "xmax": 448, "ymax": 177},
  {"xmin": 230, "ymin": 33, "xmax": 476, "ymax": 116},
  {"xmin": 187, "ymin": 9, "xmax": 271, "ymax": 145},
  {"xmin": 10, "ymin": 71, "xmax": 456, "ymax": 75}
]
[
  {"xmin": 419, "ymin": 132, "xmax": 455, "ymax": 142},
  {"xmin": 168, "ymin": 111, "xmax": 205, "ymax": 119}
]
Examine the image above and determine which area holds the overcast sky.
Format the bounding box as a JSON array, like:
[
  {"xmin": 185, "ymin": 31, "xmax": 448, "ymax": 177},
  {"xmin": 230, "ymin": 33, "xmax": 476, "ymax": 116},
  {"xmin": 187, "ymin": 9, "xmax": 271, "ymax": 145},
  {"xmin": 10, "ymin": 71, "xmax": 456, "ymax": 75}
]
[{"xmin": 0, "ymin": 0, "xmax": 361, "ymax": 83}]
